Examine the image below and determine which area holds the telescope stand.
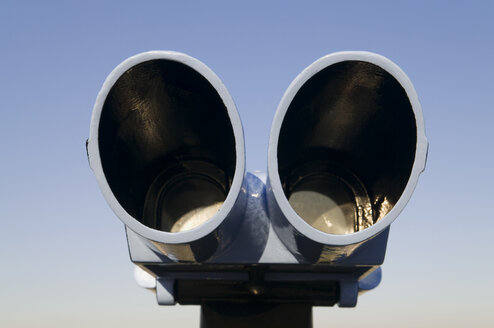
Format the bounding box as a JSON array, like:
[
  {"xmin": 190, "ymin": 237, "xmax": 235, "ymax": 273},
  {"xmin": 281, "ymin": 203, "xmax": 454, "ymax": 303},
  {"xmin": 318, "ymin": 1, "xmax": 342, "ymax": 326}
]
[{"xmin": 200, "ymin": 303, "xmax": 312, "ymax": 328}]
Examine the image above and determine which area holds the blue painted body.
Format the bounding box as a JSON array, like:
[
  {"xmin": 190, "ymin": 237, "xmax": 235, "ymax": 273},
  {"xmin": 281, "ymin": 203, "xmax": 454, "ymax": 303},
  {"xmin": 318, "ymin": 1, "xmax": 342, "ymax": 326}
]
[{"xmin": 126, "ymin": 172, "xmax": 386, "ymax": 307}]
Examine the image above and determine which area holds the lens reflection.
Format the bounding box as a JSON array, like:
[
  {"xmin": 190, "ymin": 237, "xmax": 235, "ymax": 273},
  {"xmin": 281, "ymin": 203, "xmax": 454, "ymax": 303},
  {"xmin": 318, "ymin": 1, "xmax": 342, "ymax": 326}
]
[
  {"xmin": 157, "ymin": 177, "xmax": 225, "ymax": 233},
  {"xmin": 142, "ymin": 161, "xmax": 228, "ymax": 233},
  {"xmin": 288, "ymin": 175, "xmax": 357, "ymax": 234}
]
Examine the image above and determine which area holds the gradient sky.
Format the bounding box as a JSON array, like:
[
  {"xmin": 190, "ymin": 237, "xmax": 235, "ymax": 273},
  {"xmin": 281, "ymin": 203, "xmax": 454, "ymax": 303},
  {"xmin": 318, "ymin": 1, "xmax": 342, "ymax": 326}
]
[{"xmin": 1, "ymin": 1, "xmax": 493, "ymax": 327}]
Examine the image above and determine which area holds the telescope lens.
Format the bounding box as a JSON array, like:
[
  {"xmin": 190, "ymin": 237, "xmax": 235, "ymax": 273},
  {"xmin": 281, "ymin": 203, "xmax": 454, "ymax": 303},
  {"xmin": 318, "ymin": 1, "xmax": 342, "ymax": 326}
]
[
  {"xmin": 153, "ymin": 175, "xmax": 225, "ymax": 233},
  {"xmin": 288, "ymin": 175, "xmax": 356, "ymax": 234},
  {"xmin": 142, "ymin": 161, "xmax": 229, "ymax": 233},
  {"xmin": 286, "ymin": 167, "xmax": 374, "ymax": 235}
]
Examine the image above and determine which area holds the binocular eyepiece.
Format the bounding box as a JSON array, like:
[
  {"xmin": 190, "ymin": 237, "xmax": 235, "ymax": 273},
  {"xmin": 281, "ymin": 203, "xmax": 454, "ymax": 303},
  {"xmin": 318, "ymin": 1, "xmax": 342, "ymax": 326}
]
[
  {"xmin": 267, "ymin": 52, "xmax": 427, "ymax": 261},
  {"xmin": 88, "ymin": 52, "xmax": 246, "ymax": 262},
  {"xmin": 88, "ymin": 50, "xmax": 427, "ymax": 307}
]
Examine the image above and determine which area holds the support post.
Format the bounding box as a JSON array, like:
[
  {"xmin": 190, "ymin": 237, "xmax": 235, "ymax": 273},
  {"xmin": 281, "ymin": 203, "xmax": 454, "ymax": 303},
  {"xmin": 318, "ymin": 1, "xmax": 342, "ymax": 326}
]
[{"xmin": 200, "ymin": 303, "xmax": 312, "ymax": 328}]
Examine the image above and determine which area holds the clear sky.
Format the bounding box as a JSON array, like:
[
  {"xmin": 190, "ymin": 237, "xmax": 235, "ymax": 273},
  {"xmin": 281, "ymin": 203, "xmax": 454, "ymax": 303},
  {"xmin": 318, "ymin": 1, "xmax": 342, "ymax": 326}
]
[{"xmin": 0, "ymin": 1, "xmax": 493, "ymax": 327}]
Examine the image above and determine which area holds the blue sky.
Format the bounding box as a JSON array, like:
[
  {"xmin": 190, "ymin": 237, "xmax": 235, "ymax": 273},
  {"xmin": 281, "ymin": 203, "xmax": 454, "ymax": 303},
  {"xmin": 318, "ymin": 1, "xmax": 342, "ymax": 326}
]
[{"xmin": 0, "ymin": 1, "xmax": 493, "ymax": 327}]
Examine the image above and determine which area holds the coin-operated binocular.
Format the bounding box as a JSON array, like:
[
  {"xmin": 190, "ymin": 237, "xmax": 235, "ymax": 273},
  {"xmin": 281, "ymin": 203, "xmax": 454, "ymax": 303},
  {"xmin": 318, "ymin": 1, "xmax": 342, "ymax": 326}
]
[{"xmin": 87, "ymin": 51, "xmax": 427, "ymax": 327}]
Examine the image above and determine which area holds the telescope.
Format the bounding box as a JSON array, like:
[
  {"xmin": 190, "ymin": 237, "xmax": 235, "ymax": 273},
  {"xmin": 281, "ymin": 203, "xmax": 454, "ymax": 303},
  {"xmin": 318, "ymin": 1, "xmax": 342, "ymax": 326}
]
[{"xmin": 87, "ymin": 51, "xmax": 427, "ymax": 327}]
